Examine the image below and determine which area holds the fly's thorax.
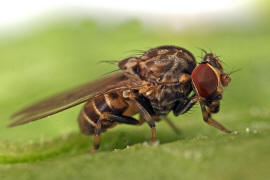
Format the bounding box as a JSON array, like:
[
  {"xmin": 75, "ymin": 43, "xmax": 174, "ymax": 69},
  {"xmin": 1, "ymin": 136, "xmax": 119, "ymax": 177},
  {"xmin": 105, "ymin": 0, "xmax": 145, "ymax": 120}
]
[
  {"xmin": 118, "ymin": 45, "xmax": 197, "ymax": 115},
  {"xmin": 118, "ymin": 45, "xmax": 196, "ymax": 84},
  {"xmin": 142, "ymin": 83, "xmax": 192, "ymax": 115}
]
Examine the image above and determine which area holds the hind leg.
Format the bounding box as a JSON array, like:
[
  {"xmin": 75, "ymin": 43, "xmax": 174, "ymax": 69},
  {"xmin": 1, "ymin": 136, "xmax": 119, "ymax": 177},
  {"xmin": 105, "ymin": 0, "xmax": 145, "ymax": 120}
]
[
  {"xmin": 90, "ymin": 113, "xmax": 140, "ymax": 152},
  {"xmin": 90, "ymin": 119, "xmax": 102, "ymax": 152}
]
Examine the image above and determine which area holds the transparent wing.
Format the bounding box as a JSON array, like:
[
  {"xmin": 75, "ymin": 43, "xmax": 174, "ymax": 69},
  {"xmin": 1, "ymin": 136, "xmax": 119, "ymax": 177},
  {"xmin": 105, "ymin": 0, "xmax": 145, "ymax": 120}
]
[{"xmin": 9, "ymin": 73, "xmax": 134, "ymax": 127}]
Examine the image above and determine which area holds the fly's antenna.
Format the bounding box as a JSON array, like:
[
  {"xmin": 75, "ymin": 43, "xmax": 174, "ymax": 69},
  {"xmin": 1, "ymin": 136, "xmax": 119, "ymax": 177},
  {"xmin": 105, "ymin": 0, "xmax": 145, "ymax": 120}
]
[{"xmin": 229, "ymin": 68, "xmax": 242, "ymax": 75}]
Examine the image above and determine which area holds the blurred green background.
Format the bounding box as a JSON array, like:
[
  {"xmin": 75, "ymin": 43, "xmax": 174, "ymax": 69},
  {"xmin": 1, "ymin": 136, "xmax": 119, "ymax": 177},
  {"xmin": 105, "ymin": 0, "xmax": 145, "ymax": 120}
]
[{"xmin": 0, "ymin": 1, "xmax": 270, "ymax": 180}]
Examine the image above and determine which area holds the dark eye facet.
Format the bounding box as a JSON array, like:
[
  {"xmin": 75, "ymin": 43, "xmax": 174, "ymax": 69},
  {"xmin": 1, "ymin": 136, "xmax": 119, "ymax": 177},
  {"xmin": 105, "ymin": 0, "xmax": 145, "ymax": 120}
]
[{"xmin": 191, "ymin": 64, "xmax": 218, "ymax": 98}]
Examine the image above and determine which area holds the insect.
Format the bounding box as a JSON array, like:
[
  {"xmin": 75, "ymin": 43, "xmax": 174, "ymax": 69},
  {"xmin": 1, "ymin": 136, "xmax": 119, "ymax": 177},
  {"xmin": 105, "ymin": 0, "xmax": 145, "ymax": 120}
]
[{"xmin": 10, "ymin": 45, "xmax": 232, "ymax": 152}]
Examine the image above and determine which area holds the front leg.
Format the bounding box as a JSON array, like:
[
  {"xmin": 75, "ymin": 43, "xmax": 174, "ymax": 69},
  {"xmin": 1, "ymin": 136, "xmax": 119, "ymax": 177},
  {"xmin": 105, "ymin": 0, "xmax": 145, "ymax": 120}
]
[
  {"xmin": 173, "ymin": 94, "xmax": 198, "ymax": 116},
  {"xmin": 200, "ymin": 101, "xmax": 231, "ymax": 133}
]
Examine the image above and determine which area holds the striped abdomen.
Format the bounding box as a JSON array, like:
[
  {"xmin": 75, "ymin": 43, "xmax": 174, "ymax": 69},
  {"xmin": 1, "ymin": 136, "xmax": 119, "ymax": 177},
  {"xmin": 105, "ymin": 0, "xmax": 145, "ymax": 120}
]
[{"xmin": 78, "ymin": 91, "xmax": 137, "ymax": 135}]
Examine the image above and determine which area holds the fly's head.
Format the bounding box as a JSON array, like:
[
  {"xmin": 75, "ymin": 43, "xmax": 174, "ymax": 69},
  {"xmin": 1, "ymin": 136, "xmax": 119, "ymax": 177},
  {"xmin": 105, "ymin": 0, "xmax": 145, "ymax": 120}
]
[{"xmin": 191, "ymin": 53, "xmax": 231, "ymax": 113}]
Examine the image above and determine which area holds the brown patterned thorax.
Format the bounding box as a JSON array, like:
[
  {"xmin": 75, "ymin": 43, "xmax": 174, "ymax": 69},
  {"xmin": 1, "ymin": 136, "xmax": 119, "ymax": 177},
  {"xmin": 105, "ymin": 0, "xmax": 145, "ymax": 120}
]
[
  {"xmin": 119, "ymin": 45, "xmax": 196, "ymax": 84},
  {"xmin": 119, "ymin": 45, "xmax": 197, "ymax": 115}
]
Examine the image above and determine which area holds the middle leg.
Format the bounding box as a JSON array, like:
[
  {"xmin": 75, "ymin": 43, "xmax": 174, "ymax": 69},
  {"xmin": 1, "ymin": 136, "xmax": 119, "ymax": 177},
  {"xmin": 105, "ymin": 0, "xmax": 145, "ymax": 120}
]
[{"xmin": 132, "ymin": 99, "xmax": 157, "ymax": 142}]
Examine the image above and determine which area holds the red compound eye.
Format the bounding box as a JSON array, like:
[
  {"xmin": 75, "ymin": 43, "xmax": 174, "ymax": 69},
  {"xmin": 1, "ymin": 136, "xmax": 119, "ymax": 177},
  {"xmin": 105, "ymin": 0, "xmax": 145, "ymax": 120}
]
[{"xmin": 191, "ymin": 64, "xmax": 218, "ymax": 98}]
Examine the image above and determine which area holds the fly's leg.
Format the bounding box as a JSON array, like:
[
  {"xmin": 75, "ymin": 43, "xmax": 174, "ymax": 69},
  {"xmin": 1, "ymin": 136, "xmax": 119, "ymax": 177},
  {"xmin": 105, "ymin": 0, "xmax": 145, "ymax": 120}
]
[
  {"xmin": 138, "ymin": 114, "xmax": 145, "ymax": 125},
  {"xmin": 132, "ymin": 99, "xmax": 157, "ymax": 143},
  {"xmin": 90, "ymin": 119, "xmax": 102, "ymax": 152},
  {"xmin": 124, "ymin": 91, "xmax": 156, "ymax": 143},
  {"xmin": 139, "ymin": 114, "xmax": 160, "ymax": 123},
  {"xmin": 163, "ymin": 116, "xmax": 181, "ymax": 135},
  {"xmin": 106, "ymin": 114, "xmax": 139, "ymax": 125},
  {"xmin": 200, "ymin": 101, "xmax": 231, "ymax": 133},
  {"xmin": 89, "ymin": 113, "xmax": 140, "ymax": 152},
  {"xmin": 174, "ymin": 95, "xmax": 231, "ymax": 134},
  {"xmin": 140, "ymin": 114, "xmax": 181, "ymax": 136},
  {"xmin": 173, "ymin": 94, "xmax": 198, "ymax": 116}
]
